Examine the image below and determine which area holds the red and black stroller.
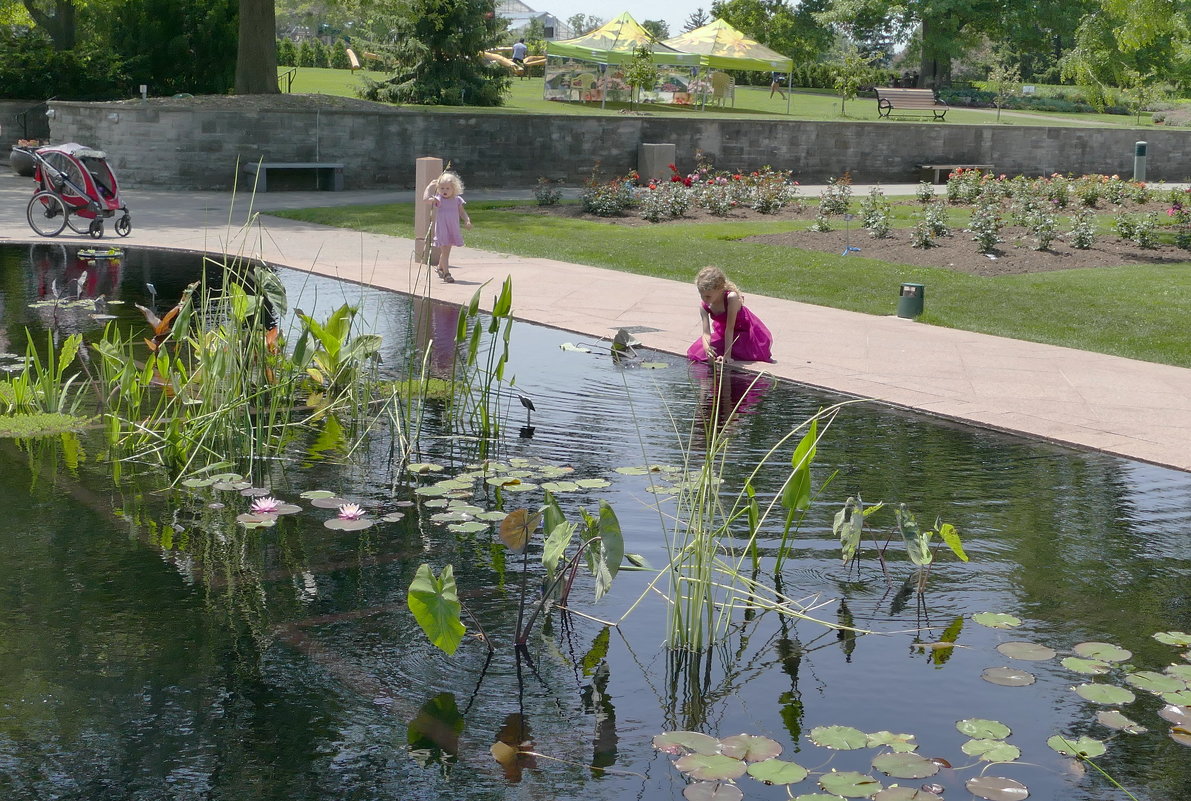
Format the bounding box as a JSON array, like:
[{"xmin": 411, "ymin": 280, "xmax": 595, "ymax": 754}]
[{"xmin": 19, "ymin": 142, "xmax": 132, "ymax": 239}]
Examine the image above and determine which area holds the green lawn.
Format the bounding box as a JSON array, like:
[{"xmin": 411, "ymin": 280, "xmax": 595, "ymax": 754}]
[
  {"xmin": 282, "ymin": 67, "xmax": 1160, "ymax": 129},
  {"xmin": 272, "ymin": 199, "xmax": 1191, "ymax": 368}
]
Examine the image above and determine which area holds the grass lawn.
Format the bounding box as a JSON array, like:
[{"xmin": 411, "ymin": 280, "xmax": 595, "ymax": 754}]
[
  {"xmin": 282, "ymin": 67, "xmax": 1160, "ymax": 129},
  {"xmin": 273, "ymin": 199, "xmax": 1191, "ymax": 369}
]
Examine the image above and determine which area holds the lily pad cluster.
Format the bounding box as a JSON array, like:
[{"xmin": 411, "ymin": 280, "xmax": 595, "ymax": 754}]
[{"xmin": 180, "ymin": 470, "xmax": 394, "ymax": 531}]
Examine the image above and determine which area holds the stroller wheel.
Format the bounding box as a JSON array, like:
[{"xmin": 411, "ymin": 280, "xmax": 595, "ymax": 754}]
[
  {"xmin": 115, "ymin": 214, "xmax": 132, "ymax": 237},
  {"xmin": 88, "ymin": 219, "xmax": 104, "ymax": 239},
  {"xmin": 66, "ymin": 211, "xmax": 91, "ymax": 235},
  {"xmin": 27, "ymin": 191, "xmax": 67, "ymax": 237}
]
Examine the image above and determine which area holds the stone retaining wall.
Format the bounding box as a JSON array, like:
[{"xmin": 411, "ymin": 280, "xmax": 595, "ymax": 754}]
[
  {"xmin": 1, "ymin": 99, "xmax": 52, "ymax": 143},
  {"xmin": 42, "ymin": 96, "xmax": 1191, "ymax": 190}
]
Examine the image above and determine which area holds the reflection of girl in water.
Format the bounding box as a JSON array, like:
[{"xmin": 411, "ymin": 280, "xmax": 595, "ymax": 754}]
[{"xmin": 692, "ymin": 360, "xmax": 773, "ymax": 436}]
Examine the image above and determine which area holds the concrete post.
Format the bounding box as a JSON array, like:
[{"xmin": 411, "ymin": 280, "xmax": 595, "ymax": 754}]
[
  {"xmin": 414, "ymin": 156, "xmax": 443, "ymax": 262},
  {"xmin": 1133, "ymin": 141, "xmax": 1147, "ymax": 183},
  {"xmin": 638, "ymin": 143, "xmax": 676, "ymax": 183}
]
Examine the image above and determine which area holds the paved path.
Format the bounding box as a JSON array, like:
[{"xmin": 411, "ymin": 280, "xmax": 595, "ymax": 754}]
[{"xmin": 2, "ymin": 171, "xmax": 1189, "ymax": 473}]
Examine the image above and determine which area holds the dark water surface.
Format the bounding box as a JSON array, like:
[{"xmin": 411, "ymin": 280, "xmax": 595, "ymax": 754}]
[{"xmin": 0, "ymin": 244, "xmax": 1188, "ymax": 800}]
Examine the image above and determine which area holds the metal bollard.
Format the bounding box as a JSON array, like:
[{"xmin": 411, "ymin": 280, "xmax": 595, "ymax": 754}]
[{"xmin": 1134, "ymin": 141, "xmax": 1147, "ymax": 182}]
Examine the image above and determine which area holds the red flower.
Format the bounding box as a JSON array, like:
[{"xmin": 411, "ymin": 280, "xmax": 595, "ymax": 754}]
[
  {"xmin": 682, "ymin": 177, "xmax": 692, "ymax": 187},
  {"xmin": 667, "ymin": 163, "xmax": 677, "ymax": 171},
  {"xmin": 671, "ymin": 174, "xmax": 682, "ymax": 182},
  {"xmin": 732, "ymin": 174, "xmax": 742, "ymax": 180}
]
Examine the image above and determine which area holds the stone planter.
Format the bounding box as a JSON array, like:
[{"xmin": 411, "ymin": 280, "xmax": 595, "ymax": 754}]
[{"xmin": 10, "ymin": 147, "xmax": 36, "ymax": 177}]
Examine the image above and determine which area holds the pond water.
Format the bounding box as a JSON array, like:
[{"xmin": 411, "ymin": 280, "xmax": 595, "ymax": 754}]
[{"xmin": 0, "ymin": 243, "xmax": 1188, "ymax": 801}]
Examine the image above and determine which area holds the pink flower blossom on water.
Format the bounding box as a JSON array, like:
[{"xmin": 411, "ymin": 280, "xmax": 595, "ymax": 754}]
[
  {"xmin": 250, "ymin": 496, "xmax": 282, "ymax": 514},
  {"xmin": 336, "ymin": 503, "xmax": 366, "ymax": 520}
]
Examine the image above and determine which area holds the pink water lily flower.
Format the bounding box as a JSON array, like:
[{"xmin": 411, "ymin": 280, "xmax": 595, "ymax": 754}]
[
  {"xmin": 336, "ymin": 503, "xmax": 366, "ymax": 520},
  {"xmin": 250, "ymin": 496, "xmax": 282, "ymax": 514}
]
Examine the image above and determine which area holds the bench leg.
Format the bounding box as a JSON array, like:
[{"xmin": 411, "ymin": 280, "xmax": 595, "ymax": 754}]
[{"xmin": 256, "ymin": 169, "xmax": 268, "ymax": 192}]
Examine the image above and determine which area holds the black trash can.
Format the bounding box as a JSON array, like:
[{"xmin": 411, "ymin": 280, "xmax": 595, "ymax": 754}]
[{"xmin": 897, "ymin": 282, "xmax": 924, "ymax": 318}]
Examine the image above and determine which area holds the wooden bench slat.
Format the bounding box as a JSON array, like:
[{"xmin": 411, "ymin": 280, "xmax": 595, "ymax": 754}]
[{"xmin": 875, "ymin": 88, "xmax": 948, "ymax": 120}]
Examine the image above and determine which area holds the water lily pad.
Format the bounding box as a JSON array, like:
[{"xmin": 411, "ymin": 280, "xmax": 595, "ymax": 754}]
[
  {"xmin": 653, "ymin": 731, "xmax": 720, "ymax": 755},
  {"xmin": 431, "ymin": 512, "xmax": 472, "ymax": 523},
  {"xmin": 414, "ymin": 486, "xmax": 452, "ymax": 497},
  {"xmin": 1165, "ymin": 664, "xmax": 1191, "ymax": 682},
  {"xmin": 310, "ymin": 496, "xmax": 350, "ymax": 508},
  {"xmin": 865, "ymin": 731, "xmax": 918, "ymax": 752},
  {"xmin": 1073, "ymin": 683, "xmax": 1135, "ymax": 705},
  {"xmin": 615, "ymin": 466, "xmax": 660, "ymax": 475},
  {"xmin": 1158, "ymin": 705, "xmax": 1191, "ymax": 726},
  {"xmin": 793, "ymin": 795, "xmax": 849, "ymax": 801},
  {"xmin": 449, "ymin": 521, "xmax": 489, "ymax": 534},
  {"xmin": 1161, "ymin": 689, "xmax": 1191, "ymax": 705},
  {"xmin": 575, "ymin": 478, "xmax": 611, "ymax": 489},
  {"xmin": 683, "ymin": 781, "xmax": 743, "ymax": 801},
  {"xmin": 639, "ymin": 362, "xmax": 670, "ymax": 369},
  {"xmin": 560, "ymin": 342, "xmax": 592, "ymax": 352},
  {"xmin": 239, "ymin": 487, "xmax": 272, "ymax": 497},
  {"xmin": 965, "ymin": 775, "xmax": 1030, "ymax": 800},
  {"xmin": 1072, "ymin": 642, "xmax": 1131, "ymax": 662},
  {"xmin": 645, "ymin": 485, "xmax": 681, "ymax": 494},
  {"xmin": 720, "ymin": 734, "xmax": 781, "ymax": 762},
  {"xmin": 1096, "ymin": 710, "xmax": 1147, "ymax": 733},
  {"xmin": 324, "ymin": 518, "xmax": 373, "ymax": 531},
  {"xmin": 540, "ymin": 481, "xmax": 581, "ymax": 493},
  {"xmin": 504, "ymin": 482, "xmax": 539, "ymax": 492},
  {"xmin": 235, "ymin": 512, "xmax": 277, "ymax": 528},
  {"xmin": 818, "ymin": 770, "xmax": 881, "ymax": 797},
  {"xmin": 674, "ymin": 754, "xmax": 747, "ymax": 781},
  {"xmin": 961, "ymin": 739, "xmax": 1021, "ymax": 762},
  {"xmin": 422, "ymin": 499, "xmax": 450, "ymax": 508},
  {"xmin": 873, "ymin": 788, "xmax": 942, "ymax": 801},
  {"xmin": 981, "ymin": 667, "xmax": 1036, "ymax": 686},
  {"xmin": 181, "ymin": 477, "xmax": 213, "ymax": 488},
  {"xmin": 300, "ymin": 489, "xmax": 337, "ymax": 499},
  {"xmin": 956, "ymin": 718, "xmax": 1011, "ymax": 739},
  {"xmin": 1154, "ymin": 631, "xmax": 1191, "ymax": 647},
  {"xmin": 447, "ymin": 503, "xmax": 486, "ymax": 514},
  {"xmin": 1125, "ymin": 670, "xmax": 1186, "ymax": 694},
  {"xmin": 407, "ymin": 462, "xmax": 445, "ymax": 473},
  {"xmin": 1060, "ymin": 657, "xmax": 1110, "ymax": 675},
  {"xmin": 380, "ymin": 512, "xmax": 406, "ymax": 522},
  {"xmin": 1046, "ymin": 734, "xmax": 1106, "ymax": 758},
  {"xmin": 476, "ymin": 511, "xmax": 511, "ymax": 522},
  {"xmin": 213, "ymin": 480, "xmax": 252, "ymax": 491},
  {"xmin": 809, "ymin": 725, "xmax": 868, "ymax": 750},
  {"xmin": 1171, "ymin": 726, "xmax": 1191, "ymax": 746},
  {"xmin": 996, "ymin": 641, "xmax": 1056, "ymax": 661},
  {"xmin": 499, "ymin": 509, "xmax": 540, "ymax": 552},
  {"xmin": 972, "ymin": 612, "xmax": 1022, "ymax": 629},
  {"xmin": 871, "ymin": 752, "xmax": 938, "ymax": 779},
  {"xmin": 746, "ymin": 758, "xmax": 808, "ymax": 785}
]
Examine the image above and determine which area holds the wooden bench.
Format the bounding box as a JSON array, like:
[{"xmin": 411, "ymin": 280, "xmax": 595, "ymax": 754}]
[
  {"xmin": 242, "ymin": 162, "xmax": 345, "ymax": 192},
  {"xmin": 916, "ymin": 163, "xmax": 993, "ymax": 184},
  {"xmin": 876, "ymin": 88, "xmax": 949, "ymax": 120}
]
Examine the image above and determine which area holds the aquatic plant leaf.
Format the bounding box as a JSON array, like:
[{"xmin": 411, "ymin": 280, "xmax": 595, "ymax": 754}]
[
  {"xmin": 239, "ymin": 487, "xmax": 271, "ymax": 497},
  {"xmin": 1074, "ymin": 683, "xmax": 1135, "ymax": 705},
  {"xmin": 956, "ymin": 719, "xmax": 1011, "ymax": 739},
  {"xmin": 235, "ymin": 513, "xmax": 277, "ymax": 528},
  {"xmin": 818, "ymin": 770, "xmax": 881, "ymax": 797},
  {"xmin": 504, "ymin": 482, "xmax": 538, "ymax": 492},
  {"xmin": 1126, "ymin": 670, "xmax": 1185, "ymax": 693},
  {"xmin": 431, "ymin": 512, "xmax": 472, "ymax": 523},
  {"xmin": 407, "ymin": 563, "xmax": 465, "ymax": 656},
  {"xmin": 300, "ymin": 490, "xmax": 337, "ymax": 499},
  {"xmin": 981, "ymin": 667, "xmax": 1036, "ymax": 686},
  {"xmin": 324, "ymin": 518, "xmax": 373, "ymax": 531},
  {"xmin": 447, "ymin": 503, "xmax": 485, "ymax": 515},
  {"xmin": 674, "ymin": 754, "xmax": 748, "ymax": 781},
  {"xmin": 1072, "ymin": 642, "xmax": 1131, "ymax": 662},
  {"xmin": 809, "ymin": 725, "xmax": 868, "ymax": 750},
  {"xmin": 594, "ymin": 501, "xmax": 624, "ymax": 582},
  {"xmin": 1171, "ymin": 725, "xmax": 1191, "ymax": 746},
  {"xmin": 872, "ymin": 787, "xmax": 942, "ymax": 801},
  {"xmin": 1161, "ymin": 689, "xmax": 1191, "ymax": 705},
  {"xmin": 542, "ymin": 521, "xmax": 576, "ymax": 580},
  {"xmin": 380, "ymin": 512, "xmax": 406, "ymax": 522},
  {"xmin": 1159, "ymin": 704, "xmax": 1191, "ymax": 726},
  {"xmin": 996, "ymin": 642, "xmax": 1056, "ymax": 661},
  {"xmin": 540, "ymin": 481, "xmax": 581, "ymax": 493},
  {"xmin": 896, "ymin": 505, "xmax": 931, "ymax": 567},
  {"xmin": 834, "ymin": 496, "xmax": 864, "ymax": 565},
  {"xmin": 972, "ymin": 612, "xmax": 1022, "ymax": 629},
  {"xmin": 652, "ymin": 731, "xmax": 720, "ymax": 756},
  {"xmin": 622, "ymin": 553, "xmax": 652, "ymax": 570},
  {"xmin": 683, "ymin": 781, "xmax": 744, "ymax": 801},
  {"xmin": 448, "ymin": 522, "xmax": 488, "ymax": 534},
  {"xmin": 580, "ymin": 627, "xmax": 610, "ymax": 677},
  {"xmin": 639, "ymin": 362, "xmax": 670, "ymax": 369},
  {"xmin": 575, "ymin": 478, "xmax": 611, "ymax": 488},
  {"xmin": 1096, "ymin": 710, "xmax": 1147, "ymax": 733},
  {"xmin": 310, "ymin": 496, "xmax": 350, "ymax": 508},
  {"xmin": 720, "ymin": 734, "xmax": 782, "ymax": 762},
  {"xmin": 1061, "ymin": 657, "xmax": 1110, "ymax": 675},
  {"xmin": 1154, "ymin": 631, "xmax": 1191, "ymax": 647},
  {"xmin": 181, "ymin": 477, "xmax": 212, "ymax": 488},
  {"xmin": 476, "ymin": 511, "xmax": 510, "ymax": 522},
  {"xmin": 783, "ymin": 418, "xmax": 818, "ymax": 513},
  {"xmin": 961, "ymin": 739, "xmax": 1020, "ymax": 762},
  {"xmin": 965, "ymin": 775, "xmax": 1030, "ymax": 800},
  {"xmin": 614, "ymin": 465, "xmax": 655, "ymax": 475},
  {"xmin": 747, "ymin": 757, "xmax": 809, "ymax": 785},
  {"xmin": 865, "ymin": 731, "xmax": 918, "ymax": 752},
  {"xmin": 871, "ymin": 752, "xmax": 939, "ymax": 779},
  {"xmin": 499, "ymin": 509, "xmax": 540, "ymax": 553},
  {"xmin": 407, "ymin": 691, "xmax": 464, "ymax": 765},
  {"xmin": 937, "ymin": 522, "xmax": 967, "ymax": 561},
  {"xmin": 1047, "ymin": 734, "xmax": 1106, "ymax": 758},
  {"xmin": 560, "ymin": 342, "xmax": 593, "ymax": 352},
  {"xmin": 793, "ymin": 795, "xmax": 849, "ymax": 801},
  {"xmin": 1165, "ymin": 664, "xmax": 1191, "ymax": 681},
  {"xmin": 407, "ymin": 462, "xmax": 445, "ymax": 474}
]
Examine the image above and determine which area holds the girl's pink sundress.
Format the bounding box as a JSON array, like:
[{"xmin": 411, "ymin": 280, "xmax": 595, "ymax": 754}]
[
  {"xmin": 686, "ymin": 293, "xmax": 774, "ymax": 363},
  {"xmin": 432, "ymin": 194, "xmax": 466, "ymax": 247}
]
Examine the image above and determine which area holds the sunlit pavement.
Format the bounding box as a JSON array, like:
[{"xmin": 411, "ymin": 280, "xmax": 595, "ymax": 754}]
[{"xmin": 3, "ymin": 170, "xmax": 1189, "ymax": 473}]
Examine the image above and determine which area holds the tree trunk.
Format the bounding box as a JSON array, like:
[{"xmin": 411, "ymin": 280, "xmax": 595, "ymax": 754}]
[
  {"xmin": 24, "ymin": 0, "xmax": 76, "ymax": 50},
  {"xmin": 918, "ymin": 16, "xmax": 951, "ymax": 89},
  {"xmin": 235, "ymin": 0, "xmax": 279, "ymax": 95}
]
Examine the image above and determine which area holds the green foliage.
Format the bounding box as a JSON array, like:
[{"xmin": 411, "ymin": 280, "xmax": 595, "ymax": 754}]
[
  {"xmin": 0, "ymin": 26, "xmax": 129, "ymax": 99},
  {"xmin": 360, "ymin": 0, "xmax": 509, "ymax": 106},
  {"xmin": 407, "ymin": 563, "xmax": 466, "ymax": 655},
  {"xmin": 711, "ymin": 0, "xmax": 834, "ymax": 69},
  {"xmin": 329, "ymin": 40, "xmax": 350, "ymax": 70},
  {"xmin": 0, "ymin": 412, "xmax": 90, "ymax": 438},
  {"xmin": 987, "ymin": 54, "xmax": 1022, "ymax": 121},
  {"xmin": 623, "ymin": 44, "xmax": 659, "ymax": 106},
  {"xmin": 110, "ymin": 0, "xmax": 237, "ymax": 96},
  {"xmin": 277, "ymin": 38, "xmax": 297, "ymax": 67},
  {"xmin": 830, "ymin": 44, "xmax": 875, "ymax": 113}
]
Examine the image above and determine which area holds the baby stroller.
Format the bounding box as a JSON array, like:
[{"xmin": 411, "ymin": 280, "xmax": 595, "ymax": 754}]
[{"xmin": 19, "ymin": 143, "xmax": 132, "ymax": 239}]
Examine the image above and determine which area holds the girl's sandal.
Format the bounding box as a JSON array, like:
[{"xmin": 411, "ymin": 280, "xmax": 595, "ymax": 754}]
[{"xmin": 435, "ymin": 266, "xmax": 454, "ymax": 283}]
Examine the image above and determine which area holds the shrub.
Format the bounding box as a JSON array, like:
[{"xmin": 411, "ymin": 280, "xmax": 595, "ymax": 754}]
[
  {"xmin": 969, "ymin": 201, "xmax": 1003, "ymax": 253},
  {"xmin": 859, "ymin": 186, "xmax": 891, "ymax": 228},
  {"xmin": 1132, "ymin": 212, "xmax": 1159, "ymax": 249},
  {"xmin": 818, "ymin": 174, "xmax": 852, "ymax": 216},
  {"xmin": 534, "ymin": 177, "xmax": 562, "ymax": 206},
  {"xmin": 1114, "ymin": 211, "xmax": 1137, "ymax": 240},
  {"xmin": 809, "ymin": 210, "xmax": 833, "ymax": 232},
  {"xmin": 910, "ymin": 219, "xmax": 934, "ymax": 248},
  {"xmin": 580, "ymin": 167, "xmax": 634, "ymax": 216},
  {"xmin": 925, "ymin": 201, "xmax": 952, "ymax": 238},
  {"xmin": 1068, "ymin": 208, "xmax": 1096, "ymax": 249},
  {"xmin": 1025, "ymin": 209, "xmax": 1058, "ymax": 250},
  {"xmin": 916, "ymin": 181, "xmax": 935, "ymax": 205}
]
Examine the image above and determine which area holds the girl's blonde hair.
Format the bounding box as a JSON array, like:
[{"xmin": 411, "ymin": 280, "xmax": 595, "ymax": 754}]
[
  {"xmin": 695, "ymin": 265, "xmax": 738, "ymax": 295},
  {"xmin": 436, "ymin": 171, "xmax": 465, "ymax": 195}
]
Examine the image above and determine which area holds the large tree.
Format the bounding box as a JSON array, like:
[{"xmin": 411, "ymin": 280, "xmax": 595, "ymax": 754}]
[{"xmin": 236, "ymin": 0, "xmax": 278, "ymax": 93}]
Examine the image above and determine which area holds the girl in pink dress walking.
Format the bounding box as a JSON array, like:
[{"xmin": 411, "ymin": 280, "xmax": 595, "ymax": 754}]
[
  {"xmin": 686, "ymin": 265, "xmax": 774, "ymax": 364},
  {"xmin": 423, "ymin": 171, "xmax": 472, "ymax": 283}
]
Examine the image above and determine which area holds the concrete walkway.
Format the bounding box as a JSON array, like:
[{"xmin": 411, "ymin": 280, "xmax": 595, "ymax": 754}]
[{"xmin": 2, "ymin": 171, "xmax": 1189, "ymax": 473}]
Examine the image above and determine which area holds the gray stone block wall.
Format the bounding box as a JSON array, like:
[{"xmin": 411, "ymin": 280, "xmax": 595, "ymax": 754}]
[{"xmin": 43, "ymin": 97, "xmax": 1191, "ymax": 190}]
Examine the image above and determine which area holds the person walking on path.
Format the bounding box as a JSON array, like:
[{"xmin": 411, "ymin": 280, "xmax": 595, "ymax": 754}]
[
  {"xmin": 769, "ymin": 71, "xmax": 787, "ymax": 99},
  {"xmin": 687, "ymin": 265, "xmax": 774, "ymax": 364},
  {"xmin": 423, "ymin": 171, "xmax": 471, "ymax": 283},
  {"xmin": 512, "ymin": 38, "xmax": 528, "ymax": 78}
]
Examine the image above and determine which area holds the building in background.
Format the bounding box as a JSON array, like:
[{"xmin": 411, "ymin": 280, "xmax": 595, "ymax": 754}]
[{"xmin": 495, "ymin": 0, "xmax": 572, "ymax": 40}]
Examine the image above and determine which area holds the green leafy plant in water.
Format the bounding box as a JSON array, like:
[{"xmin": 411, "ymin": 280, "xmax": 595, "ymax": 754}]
[{"xmin": 896, "ymin": 504, "xmax": 968, "ymax": 592}]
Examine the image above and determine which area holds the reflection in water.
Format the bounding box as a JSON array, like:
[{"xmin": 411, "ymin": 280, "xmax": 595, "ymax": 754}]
[
  {"xmin": 691, "ymin": 361, "xmax": 773, "ymax": 439},
  {"xmin": 408, "ymin": 692, "xmax": 465, "ymax": 771}
]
